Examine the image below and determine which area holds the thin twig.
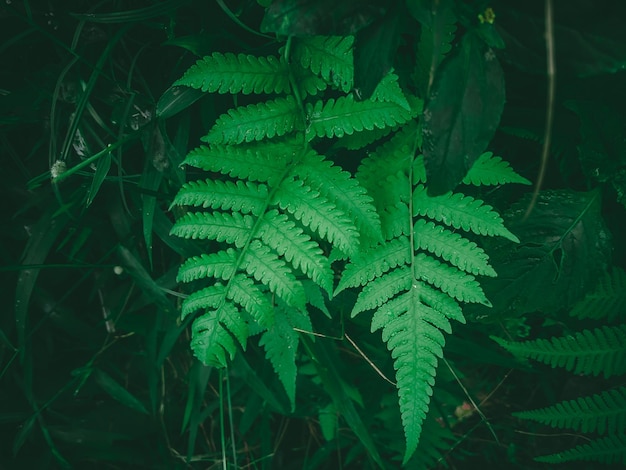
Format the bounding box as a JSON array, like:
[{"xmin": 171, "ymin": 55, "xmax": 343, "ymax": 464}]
[
  {"xmin": 524, "ymin": 0, "xmax": 555, "ymax": 219},
  {"xmin": 345, "ymin": 334, "xmax": 396, "ymax": 386}
]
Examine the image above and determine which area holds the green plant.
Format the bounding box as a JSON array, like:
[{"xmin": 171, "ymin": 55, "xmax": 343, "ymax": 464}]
[{"xmin": 169, "ymin": 4, "xmax": 532, "ymax": 462}]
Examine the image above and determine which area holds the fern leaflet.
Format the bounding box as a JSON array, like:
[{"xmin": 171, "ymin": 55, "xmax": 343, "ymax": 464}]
[
  {"xmin": 204, "ymin": 96, "xmax": 302, "ymax": 144},
  {"xmin": 570, "ymin": 267, "xmax": 626, "ymax": 322},
  {"xmin": 174, "ymin": 52, "xmax": 291, "ymax": 95},
  {"xmin": 292, "ymin": 36, "xmax": 354, "ymax": 92},
  {"xmin": 514, "ymin": 386, "xmax": 626, "ymax": 435},
  {"xmin": 493, "ymin": 324, "xmax": 626, "ymax": 378},
  {"xmin": 534, "ymin": 434, "xmax": 626, "ymax": 465}
]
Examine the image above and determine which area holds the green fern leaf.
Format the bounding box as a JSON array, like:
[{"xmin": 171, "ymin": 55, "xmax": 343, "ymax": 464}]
[
  {"xmin": 259, "ymin": 303, "xmax": 312, "ymax": 411},
  {"xmin": 371, "ymin": 71, "xmax": 411, "ymax": 111},
  {"xmin": 183, "ymin": 141, "xmax": 298, "ymax": 185},
  {"xmin": 228, "ymin": 274, "xmax": 274, "ymax": 328},
  {"xmin": 514, "ymin": 386, "xmax": 626, "ymax": 435},
  {"xmin": 177, "ymin": 250, "xmax": 237, "ymax": 283},
  {"xmin": 306, "ymin": 94, "xmax": 418, "ymax": 140},
  {"xmin": 413, "ymin": 219, "xmax": 496, "ymax": 277},
  {"xmin": 570, "ymin": 267, "xmax": 626, "ymax": 322},
  {"xmin": 292, "ymin": 64, "xmax": 328, "ymax": 97},
  {"xmin": 413, "ymin": 185, "xmax": 520, "ymax": 242},
  {"xmin": 191, "ymin": 304, "xmax": 238, "ymax": 367},
  {"xmin": 171, "ymin": 179, "xmax": 268, "ymax": 215},
  {"xmin": 273, "ymin": 177, "xmax": 359, "ymax": 256},
  {"xmin": 413, "ymin": 253, "xmax": 490, "ymax": 305},
  {"xmin": 335, "ymin": 237, "xmax": 411, "ymax": 294},
  {"xmin": 358, "ymin": 122, "xmax": 418, "ymax": 193},
  {"xmin": 370, "ymin": 287, "xmax": 450, "ymax": 464},
  {"xmin": 294, "ymin": 151, "xmax": 382, "ymax": 243},
  {"xmin": 380, "ymin": 203, "xmax": 411, "ymax": 240},
  {"xmin": 181, "ymin": 284, "xmax": 226, "ymax": 319},
  {"xmin": 258, "ymin": 210, "xmax": 333, "ymax": 294},
  {"xmin": 352, "ymin": 266, "xmax": 412, "ymax": 316},
  {"xmin": 170, "ymin": 211, "xmax": 253, "ymax": 247},
  {"xmin": 534, "ymin": 434, "xmax": 626, "ymax": 465},
  {"xmin": 493, "ymin": 324, "xmax": 626, "ymax": 378},
  {"xmin": 204, "ymin": 96, "xmax": 302, "ymax": 144},
  {"xmin": 244, "ymin": 240, "xmax": 306, "ymax": 310},
  {"xmin": 174, "ymin": 52, "xmax": 291, "ymax": 94},
  {"xmin": 293, "ymin": 36, "xmax": 354, "ymax": 92},
  {"xmin": 462, "ymin": 152, "xmax": 532, "ymax": 186}
]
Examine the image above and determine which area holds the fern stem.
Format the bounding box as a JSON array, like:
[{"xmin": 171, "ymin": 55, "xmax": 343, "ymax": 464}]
[
  {"xmin": 219, "ymin": 368, "xmax": 227, "ymax": 470},
  {"xmin": 283, "ymin": 36, "xmax": 307, "ymax": 130},
  {"xmin": 226, "ymin": 369, "xmax": 237, "ymax": 468}
]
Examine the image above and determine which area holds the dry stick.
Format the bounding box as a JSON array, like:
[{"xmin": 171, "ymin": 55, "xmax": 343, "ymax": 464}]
[
  {"xmin": 345, "ymin": 334, "xmax": 396, "ymax": 386},
  {"xmin": 524, "ymin": 0, "xmax": 555, "ymax": 220}
]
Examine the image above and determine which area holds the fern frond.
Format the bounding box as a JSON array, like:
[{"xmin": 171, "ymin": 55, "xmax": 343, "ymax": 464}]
[
  {"xmin": 177, "ymin": 250, "xmax": 237, "ymax": 283},
  {"xmin": 514, "ymin": 386, "xmax": 626, "ymax": 435},
  {"xmin": 182, "ymin": 141, "xmax": 298, "ymax": 185},
  {"xmin": 273, "ymin": 177, "xmax": 359, "ymax": 256},
  {"xmin": 335, "ymin": 237, "xmax": 411, "ymax": 294},
  {"xmin": 294, "ymin": 151, "xmax": 382, "ymax": 243},
  {"xmin": 292, "ymin": 65, "xmax": 328, "ymax": 97},
  {"xmin": 258, "ymin": 210, "xmax": 333, "ymax": 294},
  {"xmin": 171, "ymin": 179, "xmax": 269, "ymax": 215},
  {"xmin": 181, "ymin": 284, "xmax": 226, "ymax": 319},
  {"xmin": 352, "ymin": 266, "xmax": 412, "ymax": 316},
  {"xmin": 462, "ymin": 152, "xmax": 532, "ymax": 186},
  {"xmin": 244, "ymin": 240, "xmax": 306, "ymax": 310},
  {"xmin": 191, "ymin": 304, "xmax": 239, "ymax": 367},
  {"xmin": 292, "ymin": 36, "xmax": 354, "ymax": 92},
  {"xmin": 413, "ymin": 253, "xmax": 489, "ymax": 305},
  {"xmin": 370, "ymin": 287, "xmax": 450, "ymax": 464},
  {"xmin": 371, "ymin": 71, "xmax": 411, "ymax": 111},
  {"xmin": 380, "ymin": 203, "xmax": 412, "ymax": 240},
  {"xmin": 170, "ymin": 211, "xmax": 253, "ymax": 246},
  {"xmin": 534, "ymin": 434, "xmax": 626, "ymax": 465},
  {"xmin": 174, "ymin": 52, "xmax": 290, "ymax": 95},
  {"xmin": 413, "ymin": 219, "xmax": 496, "ymax": 277},
  {"xmin": 204, "ymin": 96, "xmax": 302, "ymax": 144},
  {"xmin": 413, "ymin": 185, "xmax": 520, "ymax": 242},
  {"xmin": 358, "ymin": 123, "xmax": 418, "ymax": 186},
  {"xmin": 228, "ymin": 274, "xmax": 274, "ymax": 328},
  {"xmin": 259, "ymin": 303, "xmax": 312, "ymax": 411},
  {"xmin": 306, "ymin": 94, "xmax": 418, "ymax": 140},
  {"xmin": 493, "ymin": 324, "xmax": 626, "ymax": 378},
  {"xmin": 570, "ymin": 267, "xmax": 626, "ymax": 322}
]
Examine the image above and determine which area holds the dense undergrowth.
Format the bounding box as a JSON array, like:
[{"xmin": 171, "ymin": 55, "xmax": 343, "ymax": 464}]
[{"xmin": 2, "ymin": 0, "xmax": 626, "ymax": 468}]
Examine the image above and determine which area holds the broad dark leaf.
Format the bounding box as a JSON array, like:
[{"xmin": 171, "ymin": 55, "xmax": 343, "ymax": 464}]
[
  {"xmin": 261, "ymin": 0, "xmax": 388, "ymax": 36},
  {"xmin": 353, "ymin": 2, "xmax": 406, "ymax": 100},
  {"xmin": 422, "ymin": 33, "xmax": 505, "ymax": 195},
  {"xmin": 471, "ymin": 190, "xmax": 612, "ymax": 320}
]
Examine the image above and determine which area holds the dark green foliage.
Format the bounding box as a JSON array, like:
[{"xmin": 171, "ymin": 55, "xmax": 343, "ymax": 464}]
[{"xmin": 474, "ymin": 189, "xmax": 612, "ymax": 319}]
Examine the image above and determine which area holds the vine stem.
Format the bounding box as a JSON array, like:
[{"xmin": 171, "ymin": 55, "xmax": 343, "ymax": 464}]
[{"xmin": 524, "ymin": 0, "xmax": 555, "ymax": 219}]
